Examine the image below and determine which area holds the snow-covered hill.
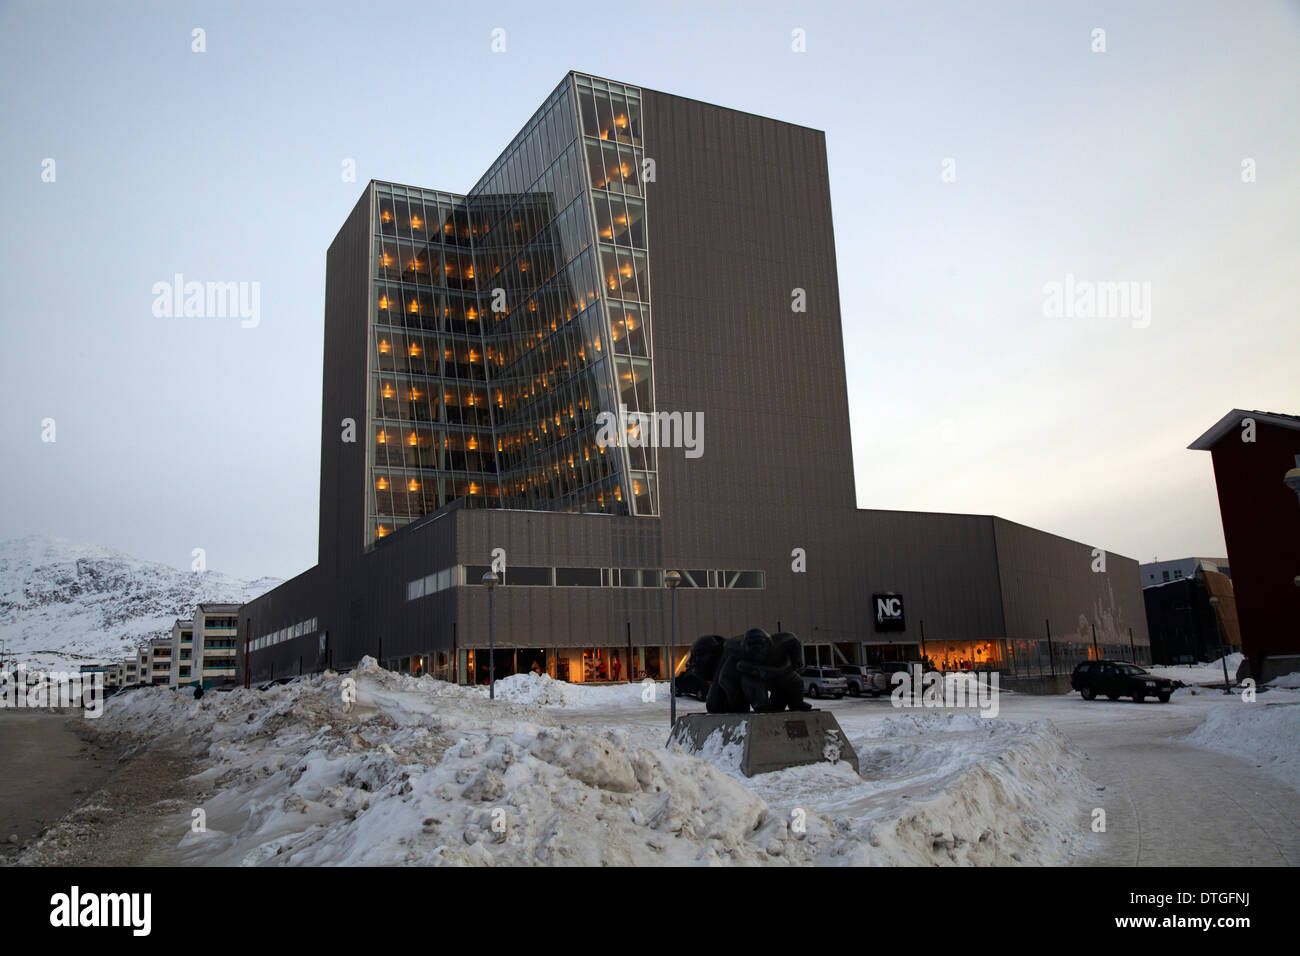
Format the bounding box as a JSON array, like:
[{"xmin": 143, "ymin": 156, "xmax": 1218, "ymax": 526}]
[{"xmin": 0, "ymin": 536, "xmax": 279, "ymax": 672}]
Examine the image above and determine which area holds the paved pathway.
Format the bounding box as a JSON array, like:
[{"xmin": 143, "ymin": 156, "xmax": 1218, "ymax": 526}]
[{"xmin": 1039, "ymin": 700, "xmax": 1300, "ymax": 866}]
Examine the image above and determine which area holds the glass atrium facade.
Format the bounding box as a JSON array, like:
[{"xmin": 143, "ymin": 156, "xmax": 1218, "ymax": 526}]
[{"xmin": 366, "ymin": 73, "xmax": 658, "ymax": 544}]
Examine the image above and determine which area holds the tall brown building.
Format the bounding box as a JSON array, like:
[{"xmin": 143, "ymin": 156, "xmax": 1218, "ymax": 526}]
[
  {"xmin": 240, "ymin": 72, "xmax": 1148, "ymax": 686},
  {"xmin": 1191, "ymin": 409, "xmax": 1300, "ymax": 681}
]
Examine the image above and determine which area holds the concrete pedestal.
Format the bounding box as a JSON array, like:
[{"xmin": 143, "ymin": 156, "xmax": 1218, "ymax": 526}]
[{"xmin": 668, "ymin": 710, "xmax": 859, "ymax": 777}]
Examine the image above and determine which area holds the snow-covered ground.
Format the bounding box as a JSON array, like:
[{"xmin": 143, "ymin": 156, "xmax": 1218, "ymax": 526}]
[
  {"xmin": 1147, "ymin": 652, "xmax": 1243, "ymax": 686},
  {"xmin": 91, "ymin": 663, "xmax": 1102, "ymax": 866},
  {"xmin": 67, "ymin": 664, "xmax": 1300, "ymax": 866},
  {"xmin": 1185, "ymin": 693, "xmax": 1300, "ymax": 791}
]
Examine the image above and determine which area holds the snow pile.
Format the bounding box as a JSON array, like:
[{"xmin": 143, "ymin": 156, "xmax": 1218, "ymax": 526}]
[
  {"xmin": 1185, "ymin": 699, "xmax": 1300, "ymax": 791},
  {"xmin": 857, "ymin": 711, "xmax": 992, "ymax": 739},
  {"xmin": 1266, "ymin": 672, "xmax": 1300, "ymax": 690},
  {"xmin": 76, "ymin": 659, "xmax": 1102, "ymax": 866},
  {"xmin": 1147, "ymin": 653, "xmax": 1243, "ymax": 685},
  {"xmin": 736, "ymin": 712, "xmax": 1099, "ymax": 866},
  {"xmin": 95, "ymin": 661, "xmax": 806, "ymax": 865},
  {"xmin": 482, "ymin": 672, "xmax": 669, "ymax": 710},
  {"xmin": 857, "ymin": 718, "xmax": 1099, "ymax": 865},
  {"xmin": 487, "ymin": 672, "xmax": 575, "ymax": 707}
]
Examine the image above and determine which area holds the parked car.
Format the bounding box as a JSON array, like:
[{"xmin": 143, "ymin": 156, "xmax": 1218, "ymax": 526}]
[
  {"xmin": 1071, "ymin": 660, "xmax": 1176, "ymax": 703},
  {"xmin": 838, "ymin": 664, "xmax": 888, "ymax": 697},
  {"xmin": 800, "ymin": 666, "xmax": 848, "ymax": 699}
]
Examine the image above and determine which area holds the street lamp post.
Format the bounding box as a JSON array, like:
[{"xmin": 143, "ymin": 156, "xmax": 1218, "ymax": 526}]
[
  {"xmin": 482, "ymin": 569, "xmax": 499, "ymax": 700},
  {"xmin": 1208, "ymin": 596, "xmax": 1231, "ymax": 694},
  {"xmin": 665, "ymin": 570, "xmax": 681, "ymax": 729}
]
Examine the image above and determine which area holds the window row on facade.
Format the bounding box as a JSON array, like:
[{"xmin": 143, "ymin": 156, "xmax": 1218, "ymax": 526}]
[
  {"xmin": 373, "ymin": 285, "xmax": 484, "ymax": 336},
  {"xmin": 376, "ymin": 194, "xmax": 472, "ymax": 247},
  {"xmin": 373, "ymin": 424, "xmax": 496, "ymax": 472},
  {"xmin": 374, "ymin": 470, "xmax": 501, "ymax": 518},
  {"xmin": 502, "ymin": 438, "xmax": 622, "ymax": 500},
  {"xmin": 591, "ymin": 192, "xmax": 645, "ymax": 249},
  {"xmin": 575, "ymin": 74, "xmax": 643, "ymax": 147},
  {"xmin": 406, "ymin": 564, "xmax": 765, "ymax": 601},
  {"xmin": 375, "ymin": 331, "xmax": 488, "ymax": 383},
  {"xmin": 598, "ymin": 245, "xmax": 650, "ymax": 304},
  {"xmin": 585, "ymin": 138, "xmax": 643, "ymax": 196},
  {"xmin": 373, "ymin": 376, "xmax": 493, "ymax": 426},
  {"xmin": 498, "ymin": 470, "xmax": 626, "ymax": 515},
  {"xmin": 373, "ymin": 240, "xmax": 477, "ymax": 289},
  {"xmin": 249, "ymin": 616, "xmax": 319, "ymax": 654}
]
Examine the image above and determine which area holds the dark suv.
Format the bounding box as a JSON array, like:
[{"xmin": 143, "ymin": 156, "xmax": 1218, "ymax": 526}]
[
  {"xmin": 1072, "ymin": 660, "xmax": 1176, "ymax": 703},
  {"xmin": 838, "ymin": 664, "xmax": 888, "ymax": 697}
]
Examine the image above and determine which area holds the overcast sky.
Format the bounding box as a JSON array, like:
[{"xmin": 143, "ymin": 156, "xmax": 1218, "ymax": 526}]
[{"xmin": 1, "ymin": 0, "xmax": 1296, "ymax": 581}]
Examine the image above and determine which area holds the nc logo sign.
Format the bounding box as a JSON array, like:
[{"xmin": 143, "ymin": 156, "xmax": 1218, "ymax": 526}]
[{"xmin": 873, "ymin": 593, "xmax": 905, "ymax": 632}]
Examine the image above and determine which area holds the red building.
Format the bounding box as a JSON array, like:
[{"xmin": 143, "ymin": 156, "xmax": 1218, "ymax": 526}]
[{"xmin": 1190, "ymin": 410, "xmax": 1300, "ymax": 681}]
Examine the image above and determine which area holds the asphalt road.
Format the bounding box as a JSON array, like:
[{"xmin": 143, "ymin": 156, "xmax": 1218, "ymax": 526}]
[{"xmin": 0, "ymin": 710, "xmax": 115, "ymax": 858}]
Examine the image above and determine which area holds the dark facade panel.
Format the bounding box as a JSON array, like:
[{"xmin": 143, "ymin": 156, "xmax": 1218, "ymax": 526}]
[
  {"xmin": 993, "ymin": 516, "xmax": 1149, "ymax": 655},
  {"xmin": 319, "ymin": 186, "xmax": 374, "ymax": 578},
  {"xmin": 1206, "ymin": 420, "xmax": 1300, "ymax": 669},
  {"xmin": 842, "ymin": 510, "xmax": 1007, "ymax": 647},
  {"xmin": 348, "ymin": 506, "xmax": 459, "ymax": 665},
  {"xmin": 238, "ymin": 565, "xmax": 322, "ymax": 683}
]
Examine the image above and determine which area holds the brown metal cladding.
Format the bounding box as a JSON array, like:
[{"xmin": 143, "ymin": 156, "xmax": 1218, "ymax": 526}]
[{"xmin": 240, "ymin": 78, "xmax": 1149, "ymax": 681}]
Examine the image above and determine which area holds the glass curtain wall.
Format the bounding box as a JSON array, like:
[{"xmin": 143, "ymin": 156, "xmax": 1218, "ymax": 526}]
[
  {"xmin": 572, "ymin": 73, "xmax": 659, "ymax": 516},
  {"xmin": 369, "ymin": 185, "xmax": 498, "ymax": 542},
  {"xmin": 365, "ymin": 73, "xmax": 659, "ymax": 544},
  {"xmin": 467, "ymin": 77, "xmax": 627, "ymax": 514}
]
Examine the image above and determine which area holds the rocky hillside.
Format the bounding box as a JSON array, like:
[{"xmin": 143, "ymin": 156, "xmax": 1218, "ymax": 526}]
[{"xmin": 0, "ymin": 536, "xmax": 279, "ymax": 672}]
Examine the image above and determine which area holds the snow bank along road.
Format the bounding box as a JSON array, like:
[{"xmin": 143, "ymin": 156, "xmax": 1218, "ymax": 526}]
[
  {"xmin": 558, "ymin": 680, "xmax": 1300, "ymax": 867},
  {"xmin": 10, "ymin": 663, "xmax": 1299, "ymax": 866}
]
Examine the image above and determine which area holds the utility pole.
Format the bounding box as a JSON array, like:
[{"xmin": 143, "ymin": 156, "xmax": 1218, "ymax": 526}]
[{"xmin": 665, "ymin": 570, "xmax": 682, "ymax": 728}]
